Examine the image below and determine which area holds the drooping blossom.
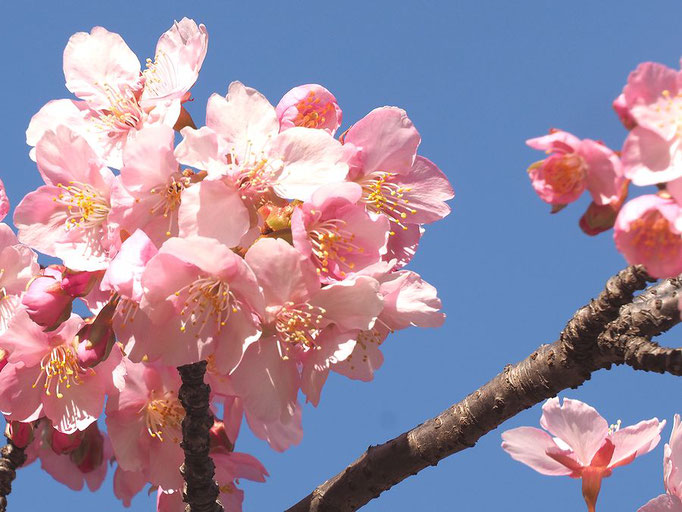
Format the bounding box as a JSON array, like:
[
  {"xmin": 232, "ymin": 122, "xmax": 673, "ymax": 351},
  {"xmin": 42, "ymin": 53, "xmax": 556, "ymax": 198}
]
[
  {"xmin": 275, "ymin": 84, "xmax": 342, "ymax": 135},
  {"xmin": 525, "ymin": 130, "xmax": 624, "ymax": 208},
  {"xmin": 14, "ymin": 126, "xmax": 115, "ymax": 271},
  {"xmin": 332, "ymin": 260, "xmax": 444, "ymax": 383},
  {"xmin": 502, "ymin": 397, "xmax": 664, "ymax": 512},
  {"xmin": 639, "ymin": 414, "xmax": 682, "ymax": 512},
  {"xmin": 0, "ymin": 310, "xmax": 120, "ymax": 433},
  {"xmin": 26, "ymin": 19, "xmax": 208, "ymax": 169},
  {"xmin": 105, "ymin": 357, "xmax": 184, "ymax": 490},
  {"xmin": 175, "ymin": 81, "xmax": 349, "ymax": 202},
  {"xmin": 120, "ymin": 236, "xmax": 264, "ymax": 368},
  {"xmin": 613, "ymin": 194, "xmax": 682, "ymax": 278}
]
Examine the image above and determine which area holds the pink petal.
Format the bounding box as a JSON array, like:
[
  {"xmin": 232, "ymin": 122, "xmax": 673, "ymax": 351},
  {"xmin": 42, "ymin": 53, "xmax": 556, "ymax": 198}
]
[
  {"xmin": 345, "ymin": 107, "xmax": 421, "ymax": 176},
  {"xmin": 578, "ymin": 139, "xmax": 625, "ymax": 206},
  {"xmin": 638, "ymin": 494, "xmax": 682, "ymax": 512},
  {"xmin": 120, "ymin": 124, "xmax": 178, "ymax": 194},
  {"xmin": 526, "ymin": 130, "xmax": 581, "ymax": 153},
  {"xmin": 666, "ymin": 414, "xmax": 682, "ymax": 498},
  {"xmin": 395, "ymin": 156, "xmax": 454, "ymax": 224},
  {"xmin": 178, "ymin": 179, "xmax": 250, "ymax": 247},
  {"xmin": 501, "ymin": 426, "xmax": 574, "ymax": 476},
  {"xmin": 175, "ymin": 126, "xmax": 227, "ymax": 178},
  {"xmin": 310, "ymin": 276, "xmax": 383, "ymax": 331},
  {"xmin": 378, "ymin": 270, "xmax": 445, "ymax": 330},
  {"xmin": 539, "ymin": 397, "xmax": 609, "ymax": 466},
  {"xmin": 0, "ymin": 179, "xmax": 9, "ymax": 222},
  {"xmin": 63, "ymin": 26, "xmax": 141, "ymax": 109},
  {"xmin": 609, "ymin": 418, "xmax": 665, "ymax": 469},
  {"xmin": 245, "ymin": 401, "xmax": 303, "ymax": 452},
  {"xmin": 622, "ymin": 127, "xmax": 682, "ymax": 186},
  {"xmin": 332, "ymin": 328, "xmax": 386, "ymax": 382}
]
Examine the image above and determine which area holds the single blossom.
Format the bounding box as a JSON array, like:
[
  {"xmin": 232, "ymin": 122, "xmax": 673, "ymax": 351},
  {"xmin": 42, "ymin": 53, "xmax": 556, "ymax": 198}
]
[
  {"xmin": 526, "ymin": 130, "xmax": 624, "ymax": 207},
  {"xmin": 639, "ymin": 414, "xmax": 682, "ymax": 511},
  {"xmin": 14, "ymin": 126, "xmax": 116, "ymax": 271},
  {"xmin": 275, "ymin": 84, "xmax": 342, "ymax": 135},
  {"xmin": 119, "ymin": 236, "xmax": 264, "ymax": 368},
  {"xmin": 502, "ymin": 397, "xmax": 664, "ymax": 512},
  {"xmin": 26, "ymin": 19, "xmax": 207, "ymax": 169},
  {"xmin": 613, "ymin": 194, "xmax": 682, "ymax": 279},
  {"xmin": 0, "ymin": 310, "xmax": 119, "ymax": 433},
  {"xmin": 175, "ymin": 81, "xmax": 349, "ymax": 202}
]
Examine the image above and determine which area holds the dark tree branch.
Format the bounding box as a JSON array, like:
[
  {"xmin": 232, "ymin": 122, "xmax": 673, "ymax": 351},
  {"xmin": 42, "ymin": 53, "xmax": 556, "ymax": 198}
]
[
  {"xmin": 286, "ymin": 270, "xmax": 681, "ymax": 512},
  {"xmin": 0, "ymin": 441, "xmax": 26, "ymax": 512},
  {"xmin": 177, "ymin": 361, "xmax": 223, "ymax": 512}
]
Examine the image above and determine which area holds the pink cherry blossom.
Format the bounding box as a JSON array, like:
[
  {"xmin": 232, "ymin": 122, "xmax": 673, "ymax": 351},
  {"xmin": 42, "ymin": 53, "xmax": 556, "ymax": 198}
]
[
  {"xmin": 342, "ymin": 108, "xmax": 453, "ymax": 238},
  {"xmin": 276, "ymin": 84, "xmax": 342, "ymax": 135},
  {"xmin": 613, "ymin": 194, "xmax": 682, "ymax": 278},
  {"xmin": 291, "ymin": 183, "xmax": 390, "ymax": 282},
  {"xmin": 0, "ymin": 178, "xmax": 8, "ymax": 222},
  {"xmin": 639, "ymin": 414, "xmax": 682, "ymax": 511},
  {"xmin": 175, "ymin": 81, "xmax": 349, "ymax": 202},
  {"xmin": 14, "ymin": 126, "xmax": 115, "ymax": 271},
  {"xmin": 526, "ymin": 130, "xmax": 624, "ymax": 207},
  {"xmin": 502, "ymin": 397, "xmax": 664, "ymax": 512},
  {"xmin": 105, "ymin": 358, "xmax": 184, "ymax": 490},
  {"xmin": 139, "ymin": 18, "xmax": 208, "ymax": 107},
  {"xmin": 0, "ymin": 224, "xmax": 39, "ymax": 333},
  {"xmin": 120, "ymin": 236, "xmax": 264, "ymax": 368},
  {"xmin": 0, "ymin": 310, "xmax": 119, "ymax": 433}
]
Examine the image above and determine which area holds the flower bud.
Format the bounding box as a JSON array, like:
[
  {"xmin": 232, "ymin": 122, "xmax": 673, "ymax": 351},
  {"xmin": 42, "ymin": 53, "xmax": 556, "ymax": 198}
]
[
  {"xmin": 69, "ymin": 423, "xmax": 104, "ymax": 473},
  {"xmin": 22, "ymin": 265, "xmax": 73, "ymax": 330},
  {"xmin": 76, "ymin": 300, "xmax": 118, "ymax": 368},
  {"xmin": 49, "ymin": 428, "xmax": 83, "ymax": 455},
  {"xmin": 4, "ymin": 420, "xmax": 34, "ymax": 449},
  {"xmin": 61, "ymin": 269, "xmax": 104, "ymax": 298},
  {"xmin": 209, "ymin": 419, "xmax": 234, "ymax": 452}
]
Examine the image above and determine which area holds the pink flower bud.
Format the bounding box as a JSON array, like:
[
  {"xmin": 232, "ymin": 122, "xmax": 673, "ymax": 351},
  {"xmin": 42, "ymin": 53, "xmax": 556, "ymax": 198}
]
[
  {"xmin": 209, "ymin": 420, "xmax": 234, "ymax": 452},
  {"xmin": 69, "ymin": 423, "xmax": 104, "ymax": 473},
  {"xmin": 49, "ymin": 428, "xmax": 83, "ymax": 455},
  {"xmin": 61, "ymin": 269, "xmax": 104, "ymax": 298},
  {"xmin": 612, "ymin": 93, "xmax": 637, "ymax": 131},
  {"xmin": 76, "ymin": 300, "xmax": 117, "ymax": 368},
  {"xmin": 4, "ymin": 420, "xmax": 34, "ymax": 449},
  {"xmin": 22, "ymin": 266, "xmax": 73, "ymax": 330}
]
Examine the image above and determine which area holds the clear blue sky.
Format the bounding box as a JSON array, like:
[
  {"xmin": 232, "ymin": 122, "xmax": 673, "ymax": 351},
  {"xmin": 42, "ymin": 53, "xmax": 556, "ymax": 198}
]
[{"xmin": 3, "ymin": 1, "xmax": 682, "ymax": 510}]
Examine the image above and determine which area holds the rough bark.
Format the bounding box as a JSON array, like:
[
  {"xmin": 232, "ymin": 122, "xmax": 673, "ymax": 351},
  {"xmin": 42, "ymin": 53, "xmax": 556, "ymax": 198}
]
[
  {"xmin": 286, "ymin": 270, "xmax": 681, "ymax": 512},
  {"xmin": 0, "ymin": 441, "xmax": 26, "ymax": 512},
  {"xmin": 177, "ymin": 361, "xmax": 223, "ymax": 512}
]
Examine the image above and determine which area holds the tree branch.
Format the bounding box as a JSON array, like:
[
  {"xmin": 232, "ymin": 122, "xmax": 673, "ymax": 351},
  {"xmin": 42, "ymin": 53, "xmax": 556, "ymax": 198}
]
[
  {"xmin": 0, "ymin": 441, "xmax": 26, "ymax": 512},
  {"xmin": 286, "ymin": 269, "xmax": 679, "ymax": 512},
  {"xmin": 177, "ymin": 361, "xmax": 223, "ymax": 512}
]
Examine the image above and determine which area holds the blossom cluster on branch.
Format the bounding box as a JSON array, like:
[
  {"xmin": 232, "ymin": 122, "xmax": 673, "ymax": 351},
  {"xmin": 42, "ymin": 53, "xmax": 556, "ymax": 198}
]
[{"xmin": 0, "ymin": 17, "xmax": 453, "ymax": 510}]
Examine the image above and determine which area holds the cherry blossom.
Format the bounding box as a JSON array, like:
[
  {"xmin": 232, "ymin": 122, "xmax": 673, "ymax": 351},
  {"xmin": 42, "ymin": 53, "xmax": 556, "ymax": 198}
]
[
  {"xmin": 276, "ymin": 84, "xmax": 342, "ymax": 135},
  {"xmin": 502, "ymin": 397, "xmax": 664, "ymax": 512},
  {"xmin": 639, "ymin": 414, "xmax": 682, "ymax": 511}
]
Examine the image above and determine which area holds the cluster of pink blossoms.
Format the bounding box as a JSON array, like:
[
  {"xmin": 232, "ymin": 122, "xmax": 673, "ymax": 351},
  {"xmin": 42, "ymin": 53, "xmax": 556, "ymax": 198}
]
[
  {"xmin": 526, "ymin": 60, "xmax": 682, "ymax": 280},
  {"xmin": 0, "ymin": 17, "xmax": 453, "ymax": 509}
]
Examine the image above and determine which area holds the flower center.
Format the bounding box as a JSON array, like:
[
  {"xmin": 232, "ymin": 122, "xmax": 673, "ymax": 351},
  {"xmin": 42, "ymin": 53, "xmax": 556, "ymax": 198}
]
[
  {"xmin": 275, "ymin": 301, "xmax": 326, "ymax": 348},
  {"xmin": 33, "ymin": 345, "xmax": 89, "ymax": 399},
  {"xmin": 359, "ymin": 172, "xmax": 417, "ymax": 233},
  {"xmin": 308, "ymin": 219, "xmax": 363, "ymax": 278},
  {"xmin": 97, "ymin": 85, "xmax": 144, "ymax": 135},
  {"xmin": 149, "ymin": 171, "xmax": 193, "ymax": 236},
  {"xmin": 144, "ymin": 390, "xmax": 184, "ymax": 442},
  {"xmin": 629, "ymin": 210, "xmax": 682, "ymax": 261},
  {"xmin": 543, "ymin": 153, "xmax": 586, "ymax": 197},
  {"xmin": 55, "ymin": 181, "xmax": 110, "ymax": 230},
  {"xmin": 177, "ymin": 277, "xmax": 239, "ymax": 336},
  {"xmin": 293, "ymin": 91, "xmax": 335, "ymax": 129}
]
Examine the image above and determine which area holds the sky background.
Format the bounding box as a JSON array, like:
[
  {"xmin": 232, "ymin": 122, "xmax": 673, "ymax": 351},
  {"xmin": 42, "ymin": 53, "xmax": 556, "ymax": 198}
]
[{"xmin": 3, "ymin": 1, "xmax": 682, "ymax": 510}]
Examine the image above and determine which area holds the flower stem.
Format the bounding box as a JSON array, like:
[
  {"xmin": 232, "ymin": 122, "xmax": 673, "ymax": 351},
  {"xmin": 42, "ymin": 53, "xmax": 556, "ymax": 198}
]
[{"xmin": 177, "ymin": 361, "xmax": 223, "ymax": 512}]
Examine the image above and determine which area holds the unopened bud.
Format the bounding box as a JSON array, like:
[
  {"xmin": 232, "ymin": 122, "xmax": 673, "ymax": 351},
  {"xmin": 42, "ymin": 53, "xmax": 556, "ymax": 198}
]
[
  {"xmin": 209, "ymin": 420, "xmax": 234, "ymax": 452},
  {"xmin": 70, "ymin": 423, "xmax": 104, "ymax": 473},
  {"xmin": 5, "ymin": 420, "xmax": 34, "ymax": 449},
  {"xmin": 49, "ymin": 428, "xmax": 83, "ymax": 455},
  {"xmin": 22, "ymin": 266, "xmax": 73, "ymax": 330},
  {"xmin": 76, "ymin": 300, "xmax": 118, "ymax": 368},
  {"xmin": 61, "ymin": 269, "xmax": 104, "ymax": 298}
]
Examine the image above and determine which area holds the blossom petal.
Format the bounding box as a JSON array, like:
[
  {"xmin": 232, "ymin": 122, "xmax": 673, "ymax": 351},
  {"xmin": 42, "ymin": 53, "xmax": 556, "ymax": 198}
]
[{"xmin": 501, "ymin": 426, "xmax": 574, "ymax": 476}]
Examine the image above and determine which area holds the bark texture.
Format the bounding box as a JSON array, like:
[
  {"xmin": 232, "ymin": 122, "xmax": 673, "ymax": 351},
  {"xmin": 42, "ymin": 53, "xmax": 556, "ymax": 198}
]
[
  {"xmin": 177, "ymin": 361, "xmax": 223, "ymax": 512},
  {"xmin": 286, "ymin": 269, "xmax": 682, "ymax": 512},
  {"xmin": 0, "ymin": 441, "xmax": 26, "ymax": 512}
]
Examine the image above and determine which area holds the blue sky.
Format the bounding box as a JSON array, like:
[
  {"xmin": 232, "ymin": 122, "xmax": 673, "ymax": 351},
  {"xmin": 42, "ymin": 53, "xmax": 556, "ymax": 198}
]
[{"xmin": 3, "ymin": 1, "xmax": 682, "ymax": 510}]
